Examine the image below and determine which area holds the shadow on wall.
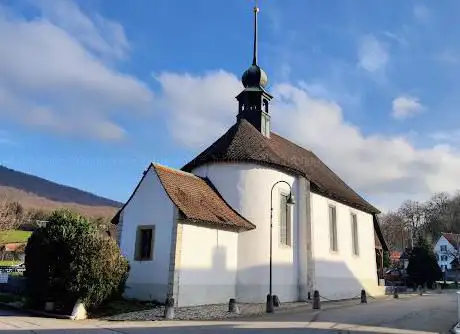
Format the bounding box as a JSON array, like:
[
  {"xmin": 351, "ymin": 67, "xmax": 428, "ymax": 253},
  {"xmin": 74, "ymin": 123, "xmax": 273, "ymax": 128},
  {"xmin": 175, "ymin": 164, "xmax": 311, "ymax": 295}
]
[{"xmin": 161, "ymin": 245, "xmax": 381, "ymax": 306}]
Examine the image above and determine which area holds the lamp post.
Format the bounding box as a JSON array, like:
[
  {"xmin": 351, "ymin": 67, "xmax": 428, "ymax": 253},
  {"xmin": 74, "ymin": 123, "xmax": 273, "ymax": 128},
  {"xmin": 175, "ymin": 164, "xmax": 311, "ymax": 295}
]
[{"xmin": 266, "ymin": 180, "xmax": 295, "ymax": 313}]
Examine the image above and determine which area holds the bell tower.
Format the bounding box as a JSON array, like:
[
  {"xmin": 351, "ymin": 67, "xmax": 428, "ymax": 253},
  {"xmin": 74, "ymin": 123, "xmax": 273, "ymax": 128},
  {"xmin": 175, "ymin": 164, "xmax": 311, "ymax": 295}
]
[{"xmin": 236, "ymin": 1, "xmax": 273, "ymax": 138}]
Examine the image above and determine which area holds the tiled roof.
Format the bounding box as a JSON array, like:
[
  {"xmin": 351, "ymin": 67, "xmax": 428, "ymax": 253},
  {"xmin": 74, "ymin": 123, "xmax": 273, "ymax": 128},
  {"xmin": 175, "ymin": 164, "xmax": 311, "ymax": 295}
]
[
  {"xmin": 112, "ymin": 164, "xmax": 255, "ymax": 232},
  {"xmin": 182, "ymin": 119, "xmax": 379, "ymax": 215},
  {"xmin": 441, "ymin": 232, "xmax": 460, "ymax": 249},
  {"xmin": 390, "ymin": 251, "xmax": 401, "ymax": 260},
  {"xmin": 153, "ymin": 164, "xmax": 255, "ymax": 232},
  {"xmin": 2, "ymin": 243, "xmax": 25, "ymax": 252}
]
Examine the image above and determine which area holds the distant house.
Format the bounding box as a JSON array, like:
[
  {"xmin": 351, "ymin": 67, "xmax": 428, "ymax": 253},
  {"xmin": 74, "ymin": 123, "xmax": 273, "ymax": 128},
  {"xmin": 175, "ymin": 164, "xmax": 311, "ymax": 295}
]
[
  {"xmin": 390, "ymin": 251, "xmax": 401, "ymax": 265},
  {"xmin": 433, "ymin": 233, "xmax": 460, "ymax": 271},
  {"xmin": 0, "ymin": 243, "xmax": 26, "ymax": 263}
]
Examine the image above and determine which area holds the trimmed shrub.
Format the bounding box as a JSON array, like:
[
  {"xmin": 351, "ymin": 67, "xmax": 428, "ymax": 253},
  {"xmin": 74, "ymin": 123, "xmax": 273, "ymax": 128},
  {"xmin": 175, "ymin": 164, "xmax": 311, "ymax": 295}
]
[{"xmin": 24, "ymin": 209, "xmax": 129, "ymax": 311}]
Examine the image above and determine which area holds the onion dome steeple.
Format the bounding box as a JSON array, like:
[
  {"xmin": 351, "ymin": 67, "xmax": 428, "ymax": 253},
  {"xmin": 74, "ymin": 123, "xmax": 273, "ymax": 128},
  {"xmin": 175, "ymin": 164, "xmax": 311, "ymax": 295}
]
[
  {"xmin": 241, "ymin": 5, "xmax": 268, "ymax": 88},
  {"xmin": 236, "ymin": 1, "xmax": 273, "ymax": 138}
]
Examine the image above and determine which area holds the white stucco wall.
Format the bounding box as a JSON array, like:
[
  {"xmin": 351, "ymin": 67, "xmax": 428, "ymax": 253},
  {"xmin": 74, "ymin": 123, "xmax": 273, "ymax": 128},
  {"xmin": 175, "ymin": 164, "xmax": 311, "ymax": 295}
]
[
  {"xmin": 193, "ymin": 163, "xmax": 298, "ymax": 303},
  {"xmin": 177, "ymin": 224, "xmax": 238, "ymax": 306},
  {"xmin": 120, "ymin": 167, "xmax": 175, "ymax": 302},
  {"xmin": 310, "ymin": 192, "xmax": 379, "ymax": 299},
  {"xmin": 434, "ymin": 236, "xmax": 457, "ymax": 270}
]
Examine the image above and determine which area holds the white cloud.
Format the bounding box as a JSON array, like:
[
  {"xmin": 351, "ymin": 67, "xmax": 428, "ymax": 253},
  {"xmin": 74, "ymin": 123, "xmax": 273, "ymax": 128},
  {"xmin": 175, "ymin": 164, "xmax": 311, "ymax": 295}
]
[
  {"xmin": 34, "ymin": 0, "xmax": 129, "ymax": 60},
  {"xmin": 357, "ymin": 35, "xmax": 389, "ymax": 73},
  {"xmin": 391, "ymin": 95, "xmax": 424, "ymax": 120},
  {"xmin": 430, "ymin": 129, "xmax": 460, "ymax": 144},
  {"xmin": 413, "ymin": 4, "xmax": 430, "ymax": 23},
  {"xmin": 0, "ymin": 1, "xmax": 153, "ymax": 140},
  {"xmin": 155, "ymin": 70, "xmax": 460, "ymax": 211},
  {"xmin": 154, "ymin": 71, "xmax": 242, "ymax": 149}
]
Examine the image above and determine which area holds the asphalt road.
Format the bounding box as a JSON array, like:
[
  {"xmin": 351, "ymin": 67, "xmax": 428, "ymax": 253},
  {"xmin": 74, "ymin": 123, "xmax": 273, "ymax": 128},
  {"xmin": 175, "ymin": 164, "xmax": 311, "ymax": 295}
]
[{"xmin": 0, "ymin": 292, "xmax": 457, "ymax": 333}]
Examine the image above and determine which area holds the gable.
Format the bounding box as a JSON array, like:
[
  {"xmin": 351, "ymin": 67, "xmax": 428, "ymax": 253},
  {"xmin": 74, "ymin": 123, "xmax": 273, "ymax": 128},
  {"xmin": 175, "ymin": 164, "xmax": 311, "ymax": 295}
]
[
  {"xmin": 112, "ymin": 164, "xmax": 255, "ymax": 233},
  {"xmin": 441, "ymin": 233, "xmax": 460, "ymax": 249}
]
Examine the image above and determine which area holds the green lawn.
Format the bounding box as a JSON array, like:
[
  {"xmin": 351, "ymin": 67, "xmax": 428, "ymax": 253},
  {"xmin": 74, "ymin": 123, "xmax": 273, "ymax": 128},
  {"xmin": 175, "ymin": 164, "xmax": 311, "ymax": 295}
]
[
  {"xmin": 0, "ymin": 230, "xmax": 32, "ymax": 244},
  {"xmin": 0, "ymin": 260, "xmax": 21, "ymax": 266}
]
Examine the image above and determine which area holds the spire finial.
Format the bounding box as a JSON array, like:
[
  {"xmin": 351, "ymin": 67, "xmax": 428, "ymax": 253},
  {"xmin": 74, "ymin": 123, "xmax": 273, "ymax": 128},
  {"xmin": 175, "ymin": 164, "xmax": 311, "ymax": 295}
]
[{"xmin": 252, "ymin": 0, "xmax": 259, "ymax": 66}]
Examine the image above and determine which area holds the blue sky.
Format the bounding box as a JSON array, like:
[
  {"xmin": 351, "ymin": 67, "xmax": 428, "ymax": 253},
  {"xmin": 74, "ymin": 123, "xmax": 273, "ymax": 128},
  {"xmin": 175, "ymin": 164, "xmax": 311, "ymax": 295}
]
[{"xmin": 1, "ymin": 0, "xmax": 460, "ymax": 211}]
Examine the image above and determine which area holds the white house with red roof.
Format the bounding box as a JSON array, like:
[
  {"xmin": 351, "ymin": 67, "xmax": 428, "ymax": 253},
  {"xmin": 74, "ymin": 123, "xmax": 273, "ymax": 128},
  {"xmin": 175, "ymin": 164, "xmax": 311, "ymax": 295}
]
[
  {"xmin": 434, "ymin": 232, "xmax": 460, "ymax": 271},
  {"xmin": 112, "ymin": 4, "xmax": 388, "ymax": 308}
]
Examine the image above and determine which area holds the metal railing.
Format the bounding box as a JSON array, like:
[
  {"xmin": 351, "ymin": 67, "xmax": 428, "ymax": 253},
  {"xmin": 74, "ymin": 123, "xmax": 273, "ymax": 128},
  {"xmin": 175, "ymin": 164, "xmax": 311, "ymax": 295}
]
[
  {"xmin": 0, "ymin": 266, "xmax": 25, "ymax": 273},
  {"xmin": 0, "ymin": 266, "xmax": 25, "ymax": 284}
]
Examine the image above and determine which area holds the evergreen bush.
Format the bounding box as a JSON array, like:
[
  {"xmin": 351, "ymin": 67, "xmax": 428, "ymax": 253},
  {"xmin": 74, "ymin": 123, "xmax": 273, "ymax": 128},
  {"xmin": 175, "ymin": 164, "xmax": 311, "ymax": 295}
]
[{"xmin": 24, "ymin": 209, "xmax": 129, "ymax": 311}]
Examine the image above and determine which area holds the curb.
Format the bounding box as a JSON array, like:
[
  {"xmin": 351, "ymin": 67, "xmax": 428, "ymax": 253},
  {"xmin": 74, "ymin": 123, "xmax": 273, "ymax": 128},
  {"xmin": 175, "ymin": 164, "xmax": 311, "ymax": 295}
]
[{"xmin": 0, "ymin": 301, "xmax": 72, "ymax": 320}]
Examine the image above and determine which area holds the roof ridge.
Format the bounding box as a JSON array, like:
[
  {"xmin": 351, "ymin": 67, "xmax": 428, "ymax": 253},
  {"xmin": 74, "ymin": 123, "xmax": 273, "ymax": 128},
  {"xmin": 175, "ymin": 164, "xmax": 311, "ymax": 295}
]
[{"xmin": 152, "ymin": 163, "xmax": 201, "ymax": 179}]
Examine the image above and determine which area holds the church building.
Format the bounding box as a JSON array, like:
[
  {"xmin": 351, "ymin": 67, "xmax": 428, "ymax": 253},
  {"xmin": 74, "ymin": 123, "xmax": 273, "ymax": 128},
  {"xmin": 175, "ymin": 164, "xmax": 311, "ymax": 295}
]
[{"xmin": 112, "ymin": 4, "xmax": 388, "ymax": 308}]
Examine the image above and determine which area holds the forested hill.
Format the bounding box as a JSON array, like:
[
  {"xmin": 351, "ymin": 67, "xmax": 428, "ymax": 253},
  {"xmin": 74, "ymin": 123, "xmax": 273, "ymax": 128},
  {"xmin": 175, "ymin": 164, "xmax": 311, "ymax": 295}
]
[{"xmin": 0, "ymin": 165, "xmax": 122, "ymax": 218}]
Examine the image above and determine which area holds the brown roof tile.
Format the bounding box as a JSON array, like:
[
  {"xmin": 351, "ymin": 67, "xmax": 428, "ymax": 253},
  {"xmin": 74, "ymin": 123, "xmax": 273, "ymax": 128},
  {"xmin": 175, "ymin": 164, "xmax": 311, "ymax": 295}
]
[
  {"xmin": 153, "ymin": 164, "xmax": 255, "ymax": 232},
  {"xmin": 182, "ymin": 119, "xmax": 379, "ymax": 214}
]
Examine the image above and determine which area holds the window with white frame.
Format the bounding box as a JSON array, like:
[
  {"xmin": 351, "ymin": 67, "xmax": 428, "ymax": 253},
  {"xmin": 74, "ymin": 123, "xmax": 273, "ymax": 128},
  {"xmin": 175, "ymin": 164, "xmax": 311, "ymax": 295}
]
[
  {"xmin": 351, "ymin": 213, "xmax": 359, "ymax": 256},
  {"xmin": 329, "ymin": 205, "xmax": 338, "ymax": 252},
  {"xmin": 279, "ymin": 193, "xmax": 291, "ymax": 246},
  {"xmin": 135, "ymin": 225, "xmax": 155, "ymax": 261},
  {"xmin": 440, "ymin": 245, "xmax": 447, "ymax": 252},
  {"xmin": 441, "ymin": 255, "xmax": 448, "ymax": 261}
]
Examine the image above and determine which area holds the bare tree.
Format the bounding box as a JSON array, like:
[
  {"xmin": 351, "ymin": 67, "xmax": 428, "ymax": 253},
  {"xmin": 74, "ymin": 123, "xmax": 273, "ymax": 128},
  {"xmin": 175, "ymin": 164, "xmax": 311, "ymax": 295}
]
[
  {"xmin": 380, "ymin": 211, "xmax": 408, "ymax": 251},
  {"xmin": 423, "ymin": 192, "xmax": 450, "ymax": 238},
  {"xmin": 0, "ymin": 200, "xmax": 24, "ymax": 232},
  {"xmin": 398, "ymin": 200, "xmax": 425, "ymax": 248}
]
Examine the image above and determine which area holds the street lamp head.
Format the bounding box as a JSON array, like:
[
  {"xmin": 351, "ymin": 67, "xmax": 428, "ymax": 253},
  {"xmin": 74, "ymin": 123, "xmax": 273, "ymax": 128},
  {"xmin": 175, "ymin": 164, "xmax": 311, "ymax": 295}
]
[{"xmin": 287, "ymin": 193, "xmax": 295, "ymax": 206}]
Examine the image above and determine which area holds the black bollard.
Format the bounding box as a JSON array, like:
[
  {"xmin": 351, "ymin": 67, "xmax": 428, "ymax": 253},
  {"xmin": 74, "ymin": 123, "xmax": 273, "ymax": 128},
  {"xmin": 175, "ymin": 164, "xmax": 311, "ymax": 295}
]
[
  {"xmin": 313, "ymin": 290, "xmax": 320, "ymax": 309},
  {"xmin": 360, "ymin": 289, "xmax": 367, "ymax": 304},
  {"xmin": 266, "ymin": 294, "xmax": 274, "ymax": 313},
  {"xmin": 393, "ymin": 286, "xmax": 399, "ymax": 299},
  {"xmin": 164, "ymin": 297, "xmax": 175, "ymax": 320},
  {"xmin": 228, "ymin": 298, "xmax": 240, "ymax": 314},
  {"xmin": 308, "ymin": 291, "xmax": 311, "ymax": 300},
  {"xmin": 273, "ymin": 295, "xmax": 280, "ymax": 307}
]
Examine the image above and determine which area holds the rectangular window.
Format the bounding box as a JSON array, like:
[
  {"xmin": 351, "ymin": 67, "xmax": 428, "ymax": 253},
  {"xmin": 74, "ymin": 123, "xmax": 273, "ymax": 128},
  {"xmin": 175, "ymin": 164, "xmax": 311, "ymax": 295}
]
[
  {"xmin": 279, "ymin": 193, "xmax": 291, "ymax": 246},
  {"xmin": 135, "ymin": 225, "xmax": 155, "ymax": 261},
  {"xmin": 329, "ymin": 205, "xmax": 338, "ymax": 252},
  {"xmin": 441, "ymin": 245, "xmax": 447, "ymax": 252},
  {"xmin": 261, "ymin": 115, "xmax": 266, "ymax": 136},
  {"xmin": 351, "ymin": 213, "xmax": 359, "ymax": 256},
  {"xmin": 441, "ymin": 255, "xmax": 448, "ymax": 261},
  {"xmin": 261, "ymin": 112, "xmax": 270, "ymax": 137}
]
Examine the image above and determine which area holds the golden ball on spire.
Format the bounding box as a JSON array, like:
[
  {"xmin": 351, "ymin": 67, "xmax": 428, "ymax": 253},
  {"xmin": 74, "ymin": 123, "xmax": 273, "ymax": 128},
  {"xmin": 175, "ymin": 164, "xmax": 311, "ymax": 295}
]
[{"xmin": 254, "ymin": 7, "xmax": 259, "ymax": 13}]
